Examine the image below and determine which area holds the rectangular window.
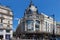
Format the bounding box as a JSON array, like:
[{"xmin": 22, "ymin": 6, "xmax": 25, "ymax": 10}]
[
  {"xmin": 26, "ymin": 20, "xmax": 34, "ymax": 31},
  {"xmin": 35, "ymin": 25, "xmax": 39, "ymax": 28},
  {"xmin": 27, "ymin": 27, "xmax": 33, "ymax": 31},
  {"xmin": 48, "ymin": 23, "xmax": 49, "ymax": 32},
  {"xmin": 35, "ymin": 25, "xmax": 40, "ymax": 31},
  {"xmin": 46, "ymin": 22, "xmax": 49, "ymax": 32},
  {"xmin": 1, "ymin": 19, "xmax": 3, "ymax": 23},
  {"xmin": 36, "ymin": 20, "xmax": 40, "ymax": 25},
  {"xmin": 0, "ymin": 14, "xmax": 3, "ymax": 17},
  {"xmin": 7, "ymin": 25, "xmax": 10, "ymax": 27},
  {"xmin": 27, "ymin": 15, "xmax": 32, "ymax": 18},
  {"xmin": 0, "ymin": 23, "xmax": 3, "ymax": 28},
  {"xmin": 6, "ymin": 30, "xmax": 10, "ymax": 33},
  {"xmin": 35, "ymin": 20, "xmax": 40, "ymax": 31},
  {"xmin": 36, "ymin": 16, "xmax": 39, "ymax": 19},
  {"xmin": 7, "ymin": 21, "xmax": 10, "ymax": 27},
  {"xmin": 5, "ymin": 34, "xmax": 10, "ymax": 39},
  {"xmin": 0, "ymin": 29, "xmax": 3, "ymax": 32}
]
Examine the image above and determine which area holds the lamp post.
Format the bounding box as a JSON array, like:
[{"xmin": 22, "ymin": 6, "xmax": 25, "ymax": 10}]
[{"xmin": 52, "ymin": 14, "xmax": 56, "ymax": 40}]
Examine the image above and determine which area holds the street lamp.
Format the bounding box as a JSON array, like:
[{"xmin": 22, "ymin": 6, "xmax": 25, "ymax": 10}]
[{"xmin": 52, "ymin": 14, "xmax": 56, "ymax": 40}]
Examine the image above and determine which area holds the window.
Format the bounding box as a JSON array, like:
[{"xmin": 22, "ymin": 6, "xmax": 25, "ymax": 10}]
[
  {"xmin": 50, "ymin": 24, "xmax": 53, "ymax": 31},
  {"xmin": 0, "ymin": 23, "xmax": 3, "ymax": 27},
  {"xmin": 27, "ymin": 15, "xmax": 32, "ymax": 18},
  {"xmin": 27, "ymin": 27, "xmax": 33, "ymax": 31},
  {"xmin": 48, "ymin": 23, "xmax": 49, "ymax": 32},
  {"xmin": 7, "ymin": 25, "xmax": 10, "ymax": 27},
  {"xmin": 26, "ymin": 20, "xmax": 33, "ymax": 25},
  {"xmin": 35, "ymin": 20, "xmax": 40, "ymax": 31},
  {"xmin": 28, "ymin": 9, "xmax": 33, "ymax": 14},
  {"xmin": 1, "ymin": 19, "xmax": 3, "ymax": 23},
  {"xmin": 8, "ymin": 21, "xmax": 10, "ymax": 24},
  {"xmin": 0, "ymin": 29, "xmax": 3, "ymax": 32},
  {"xmin": 6, "ymin": 30, "xmax": 10, "ymax": 33},
  {"xmin": 36, "ymin": 20, "xmax": 40, "ymax": 25},
  {"xmin": 26, "ymin": 20, "xmax": 34, "ymax": 31},
  {"xmin": 45, "ymin": 22, "xmax": 50, "ymax": 32},
  {"xmin": 0, "ymin": 14, "xmax": 3, "ymax": 23},
  {"xmin": 35, "ymin": 25, "xmax": 40, "ymax": 31},
  {"xmin": 0, "ymin": 14, "xmax": 3, "ymax": 17},
  {"xmin": 46, "ymin": 22, "xmax": 47, "ymax": 32},
  {"xmin": 7, "ymin": 21, "xmax": 10, "ymax": 27},
  {"xmin": 36, "ymin": 16, "xmax": 39, "ymax": 18},
  {"xmin": 35, "ymin": 25, "xmax": 39, "ymax": 28},
  {"xmin": 5, "ymin": 34, "xmax": 10, "ymax": 39}
]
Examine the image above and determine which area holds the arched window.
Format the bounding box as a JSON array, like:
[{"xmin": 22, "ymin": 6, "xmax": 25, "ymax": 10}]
[
  {"xmin": 35, "ymin": 20, "xmax": 40, "ymax": 25},
  {"xmin": 28, "ymin": 9, "xmax": 33, "ymax": 14},
  {"xmin": 35, "ymin": 20, "xmax": 40, "ymax": 31},
  {"xmin": 26, "ymin": 20, "xmax": 34, "ymax": 31}
]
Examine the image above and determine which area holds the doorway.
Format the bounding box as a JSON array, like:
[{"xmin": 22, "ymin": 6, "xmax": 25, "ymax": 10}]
[{"xmin": 0, "ymin": 35, "xmax": 3, "ymax": 39}]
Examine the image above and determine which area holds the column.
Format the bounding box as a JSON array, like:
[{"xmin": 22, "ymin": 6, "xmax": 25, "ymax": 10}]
[
  {"xmin": 3, "ymin": 30, "xmax": 6, "ymax": 40},
  {"xmin": 10, "ymin": 30, "xmax": 13, "ymax": 38},
  {"xmin": 34, "ymin": 20, "xmax": 35, "ymax": 31}
]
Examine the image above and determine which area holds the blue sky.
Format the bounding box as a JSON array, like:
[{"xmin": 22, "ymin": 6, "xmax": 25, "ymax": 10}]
[{"xmin": 0, "ymin": 0, "xmax": 60, "ymax": 31}]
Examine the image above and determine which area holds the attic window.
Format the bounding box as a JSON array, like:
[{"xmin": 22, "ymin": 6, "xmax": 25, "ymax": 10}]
[
  {"xmin": 28, "ymin": 9, "xmax": 33, "ymax": 14},
  {"xmin": 30, "ymin": 5, "xmax": 37, "ymax": 11}
]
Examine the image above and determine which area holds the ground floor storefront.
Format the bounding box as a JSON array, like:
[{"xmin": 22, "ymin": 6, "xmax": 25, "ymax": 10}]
[
  {"xmin": 0, "ymin": 34, "xmax": 11, "ymax": 40},
  {"xmin": 0, "ymin": 29, "xmax": 13, "ymax": 40},
  {"xmin": 16, "ymin": 32, "xmax": 60, "ymax": 40}
]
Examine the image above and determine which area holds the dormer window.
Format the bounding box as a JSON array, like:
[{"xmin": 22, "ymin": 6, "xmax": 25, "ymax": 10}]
[
  {"xmin": 28, "ymin": 9, "xmax": 33, "ymax": 14},
  {"xmin": 30, "ymin": 5, "xmax": 37, "ymax": 12}
]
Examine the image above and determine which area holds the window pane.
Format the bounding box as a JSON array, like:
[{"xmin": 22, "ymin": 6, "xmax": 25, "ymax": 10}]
[
  {"xmin": 5, "ymin": 34, "xmax": 10, "ymax": 39},
  {"xmin": 0, "ymin": 29, "xmax": 3, "ymax": 32},
  {"xmin": 36, "ymin": 16, "xmax": 39, "ymax": 19},
  {"xmin": 6, "ymin": 30, "xmax": 10, "ymax": 33},
  {"xmin": 35, "ymin": 25, "xmax": 39, "ymax": 31},
  {"xmin": 26, "ymin": 20, "xmax": 34, "ymax": 31},
  {"xmin": 26, "ymin": 20, "xmax": 33, "ymax": 25},
  {"xmin": 36, "ymin": 20, "xmax": 40, "ymax": 25},
  {"xmin": 0, "ymin": 14, "xmax": 3, "ymax": 17},
  {"xmin": 28, "ymin": 9, "xmax": 33, "ymax": 14},
  {"xmin": 27, "ymin": 15, "xmax": 32, "ymax": 18},
  {"xmin": 0, "ymin": 23, "xmax": 3, "ymax": 28},
  {"xmin": 35, "ymin": 20, "xmax": 40, "ymax": 31},
  {"xmin": 35, "ymin": 25, "xmax": 39, "ymax": 28}
]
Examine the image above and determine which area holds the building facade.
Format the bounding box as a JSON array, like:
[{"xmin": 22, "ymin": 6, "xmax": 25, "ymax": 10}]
[
  {"xmin": 56, "ymin": 22, "xmax": 60, "ymax": 35},
  {"xmin": 16, "ymin": 2, "xmax": 58, "ymax": 40},
  {"xmin": 0, "ymin": 5, "xmax": 13, "ymax": 40}
]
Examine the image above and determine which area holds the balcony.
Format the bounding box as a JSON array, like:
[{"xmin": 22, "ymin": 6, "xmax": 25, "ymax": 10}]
[{"xmin": 5, "ymin": 26, "xmax": 12, "ymax": 30}]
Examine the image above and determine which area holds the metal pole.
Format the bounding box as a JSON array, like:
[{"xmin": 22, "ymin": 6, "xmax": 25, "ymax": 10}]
[{"xmin": 52, "ymin": 14, "xmax": 56, "ymax": 40}]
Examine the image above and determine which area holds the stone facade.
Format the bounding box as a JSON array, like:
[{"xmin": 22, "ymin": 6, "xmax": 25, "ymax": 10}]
[
  {"xmin": 0, "ymin": 5, "xmax": 13, "ymax": 40},
  {"xmin": 56, "ymin": 22, "xmax": 60, "ymax": 35},
  {"xmin": 16, "ymin": 2, "xmax": 57, "ymax": 40}
]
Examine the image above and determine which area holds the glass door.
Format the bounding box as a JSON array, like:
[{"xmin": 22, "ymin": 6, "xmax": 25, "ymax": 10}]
[{"xmin": 5, "ymin": 34, "xmax": 10, "ymax": 40}]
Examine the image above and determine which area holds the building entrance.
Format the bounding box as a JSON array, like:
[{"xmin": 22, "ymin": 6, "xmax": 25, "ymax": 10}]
[
  {"xmin": 5, "ymin": 34, "xmax": 10, "ymax": 40},
  {"xmin": 0, "ymin": 35, "xmax": 3, "ymax": 39}
]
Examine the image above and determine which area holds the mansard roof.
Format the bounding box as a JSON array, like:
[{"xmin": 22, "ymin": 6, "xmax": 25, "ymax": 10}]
[{"xmin": 24, "ymin": 1, "xmax": 38, "ymax": 15}]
